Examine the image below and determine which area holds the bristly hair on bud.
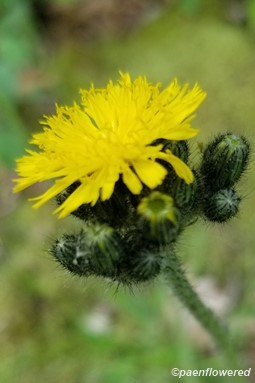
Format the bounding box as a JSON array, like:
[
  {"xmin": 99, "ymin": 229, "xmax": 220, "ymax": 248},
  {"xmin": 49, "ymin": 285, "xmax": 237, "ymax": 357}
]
[
  {"xmin": 83, "ymin": 223, "xmax": 123, "ymax": 277},
  {"xmin": 51, "ymin": 224, "xmax": 124, "ymax": 278},
  {"xmin": 167, "ymin": 170, "xmax": 200, "ymax": 210},
  {"xmin": 51, "ymin": 231, "xmax": 92, "ymax": 276},
  {"xmin": 202, "ymin": 188, "xmax": 241, "ymax": 223},
  {"xmin": 201, "ymin": 133, "xmax": 250, "ymax": 191},
  {"xmin": 124, "ymin": 247, "xmax": 163, "ymax": 282}
]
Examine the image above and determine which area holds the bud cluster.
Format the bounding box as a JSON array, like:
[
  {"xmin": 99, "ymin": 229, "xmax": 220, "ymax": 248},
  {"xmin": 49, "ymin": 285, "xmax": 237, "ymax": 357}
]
[
  {"xmin": 51, "ymin": 224, "xmax": 163, "ymax": 283},
  {"xmin": 200, "ymin": 134, "xmax": 249, "ymax": 222},
  {"xmin": 51, "ymin": 225, "xmax": 123, "ymax": 278},
  {"xmin": 52, "ymin": 134, "xmax": 250, "ymax": 284}
]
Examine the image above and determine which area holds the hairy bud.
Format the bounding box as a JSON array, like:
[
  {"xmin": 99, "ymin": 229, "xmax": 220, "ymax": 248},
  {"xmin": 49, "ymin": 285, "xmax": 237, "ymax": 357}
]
[
  {"xmin": 51, "ymin": 231, "xmax": 92, "ymax": 276},
  {"xmin": 137, "ymin": 191, "xmax": 179, "ymax": 244},
  {"xmin": 170, "ymin": 170, "xmax": 200, "ymax": 211},
  {"xmin": 126, "ymin": 247, "xmax": 162, "ymax": 282},
  {"xmin": 201, "ymin": 133, "xmax": 250, "ymax": 191},
  {"xmin": 51, "ymin": 224, "xmax": 123, "ymax": 278},
  {"xmin": 83, "ymin": 223, "xmax": 123, "ymax": 277},
  {"xmin": 203, "ymin": 188, "xmax": 241, "ymax": 223}
]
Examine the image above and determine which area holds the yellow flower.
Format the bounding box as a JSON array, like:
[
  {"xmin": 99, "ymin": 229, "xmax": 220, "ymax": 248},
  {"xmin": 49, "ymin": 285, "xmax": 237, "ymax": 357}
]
[{"xmin": 13, "ymin": 72, "xmax": 206, "ymax": 218}]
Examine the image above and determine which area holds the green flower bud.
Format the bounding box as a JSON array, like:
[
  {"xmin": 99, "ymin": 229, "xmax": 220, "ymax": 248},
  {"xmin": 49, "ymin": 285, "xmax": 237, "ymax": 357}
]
[
  {"xmin": 83, "ymin": 223, "xmax": 123, "ymax": 277},
  {"xmin": 137, "ymin": 191, "xmax": 179, "ymax": 244},
  {"xmin": 51, "ymin": 224, "xmax": 123, "ymax": 278},
  {"xmin": 169, "ymin": 170, "xmax": 200, "ymax": 210},
  {"xmin": 126, "ymin": 247, "xmax": 162, "ymax": 282},
  {"xmin": 51, "ymin": 231, "xmax": 92, "ymax": 276},
  {"xmin": 203, "ymin": 188, "xmax": 241, "ymax": 223},
  {"xmin": 201, "ymin": 133, "xmax": 250, "ymax": 191}
]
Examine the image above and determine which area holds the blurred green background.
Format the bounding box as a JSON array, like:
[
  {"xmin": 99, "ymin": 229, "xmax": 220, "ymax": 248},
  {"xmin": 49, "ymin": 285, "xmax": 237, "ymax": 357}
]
[{"xmin": 1, "ymin": 0, "xmax": 255, "ymax": 382}]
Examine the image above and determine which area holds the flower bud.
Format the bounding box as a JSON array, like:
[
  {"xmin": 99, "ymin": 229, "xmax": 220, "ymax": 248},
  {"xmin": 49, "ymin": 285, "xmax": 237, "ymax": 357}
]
[
  {"xmin": 83, "ymin": 223, "xmax": 123, "ymax": 277},
  {"xmin": 126, "ymin": 248, "xmax": 162, "ymax": 282},
  {"xmin": 137, "ymin": 191, "xmax": 179, "ymax": 244},
  {"xmin": 51, "ymin": 224, "xmax": 123, "ymax": 278},
  {"xmin": 51, "ymin": 231, "xmax": 92, "ymax": 276},
  {"xmin": 201, "ymin": 133, "xmax": 250, "ymax": 191},
  {"xmin": 203, "ymin": 188, "xmax": 241, "ymax": 223},
  {"xmin": 169, "ymin": 170, "xmax": 200, "ymax": 210}
]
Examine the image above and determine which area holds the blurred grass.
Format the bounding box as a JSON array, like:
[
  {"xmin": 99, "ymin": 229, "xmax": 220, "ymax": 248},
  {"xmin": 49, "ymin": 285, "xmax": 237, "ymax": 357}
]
[
  {"xmin": 0, "ymin": 0, "xmax": 39, "ymax": 165},
  {"xmin": 1, "ymin": 1, "xmax": 255, "ymax": 382}
]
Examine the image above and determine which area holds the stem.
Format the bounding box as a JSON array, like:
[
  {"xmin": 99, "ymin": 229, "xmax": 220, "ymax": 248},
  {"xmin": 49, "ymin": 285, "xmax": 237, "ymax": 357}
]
[{"xmin": 162, "ymin": 247, "xmax": 234, "ymax": 352}]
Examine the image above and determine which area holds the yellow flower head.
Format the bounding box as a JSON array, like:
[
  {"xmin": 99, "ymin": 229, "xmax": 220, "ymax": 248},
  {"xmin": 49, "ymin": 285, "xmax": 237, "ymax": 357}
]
[{"xmin": 13, "ymin": 72, "xmax": 206, "ymax": 218}]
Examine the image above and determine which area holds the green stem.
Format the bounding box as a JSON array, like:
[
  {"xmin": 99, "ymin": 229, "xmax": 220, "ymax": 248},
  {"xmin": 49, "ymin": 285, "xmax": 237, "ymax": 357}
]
[{"xmin": 162, "ymin": 247, "xmax": 234, "ymax": 352}]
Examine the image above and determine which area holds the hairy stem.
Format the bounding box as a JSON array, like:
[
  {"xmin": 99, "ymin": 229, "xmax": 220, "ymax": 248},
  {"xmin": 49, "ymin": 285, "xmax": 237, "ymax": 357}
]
[{"xmin": 162, "ymin": 247, "xmax": 234, "ymax": 352}]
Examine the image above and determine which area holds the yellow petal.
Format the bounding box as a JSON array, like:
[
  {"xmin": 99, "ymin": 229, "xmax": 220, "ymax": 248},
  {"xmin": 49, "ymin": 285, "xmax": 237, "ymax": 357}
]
[
  {"xmin": 54, "ymin": 182, "xmax": 100, "ymax": 218},
  {"xmin": 101, "ymin": 182, "xmax": 116, "ymax": 201},
  {"xmin": 30, "ymin": 178, "xmax": 74, "ymax": 209},
  {"xmin": 163, "ymin": 126, "xmax": 199, "ymax": 140},
  {"xmin": 133, "ymin": 160, "xmax": 167, "ymax": 189},
  {"xmin": 122, "ymin": 167, "xmax": 143, "ymax": 194},
  {"xmin": 163, "ymin": 152, "xmax": 193, "ymax": 183}
]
